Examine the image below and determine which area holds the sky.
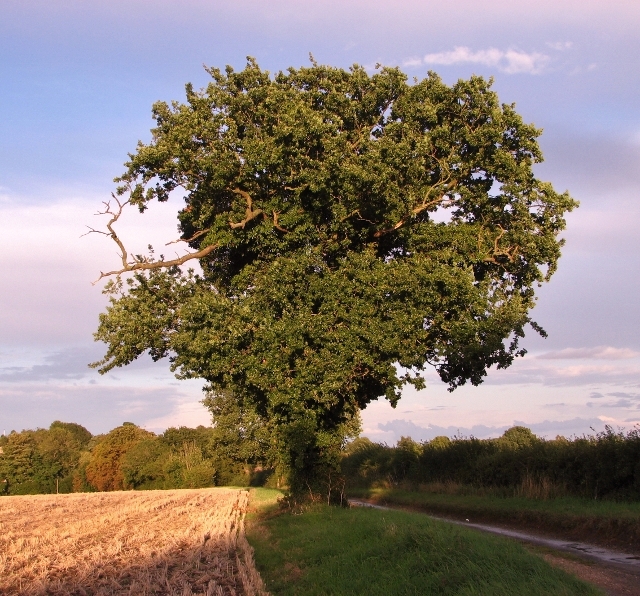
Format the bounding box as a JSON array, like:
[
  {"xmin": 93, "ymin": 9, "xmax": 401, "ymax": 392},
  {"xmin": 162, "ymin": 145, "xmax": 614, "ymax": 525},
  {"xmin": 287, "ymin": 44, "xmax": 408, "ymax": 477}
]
[{"xmin": 1, "ymin": 0, "xmax": 639, "ymax": 442}]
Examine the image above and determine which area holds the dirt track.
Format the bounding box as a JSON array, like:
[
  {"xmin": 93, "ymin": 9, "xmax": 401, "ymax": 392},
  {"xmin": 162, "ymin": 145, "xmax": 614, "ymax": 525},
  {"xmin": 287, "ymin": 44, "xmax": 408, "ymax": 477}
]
[{"xmin": 539, "ymin": 551, "xmax": 640, "ymax": 596}]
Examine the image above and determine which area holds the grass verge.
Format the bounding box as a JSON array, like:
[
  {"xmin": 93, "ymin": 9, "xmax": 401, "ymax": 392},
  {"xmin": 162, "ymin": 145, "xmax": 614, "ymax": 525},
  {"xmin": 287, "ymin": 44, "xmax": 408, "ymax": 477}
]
[
  {"xmin": 246, "ymin": 489, "xmax": 602, "ymax": 595},
  {"xmin": 347, "ymin": 487, "xmax": 640, "ymax": 554}
]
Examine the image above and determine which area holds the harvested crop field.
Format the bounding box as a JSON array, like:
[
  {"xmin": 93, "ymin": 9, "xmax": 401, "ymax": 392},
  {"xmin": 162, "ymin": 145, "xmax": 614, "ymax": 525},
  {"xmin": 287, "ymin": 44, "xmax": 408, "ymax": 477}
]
[{"xmin": 0, "ymin": 488, "xmax": 267, "ymax": 596}]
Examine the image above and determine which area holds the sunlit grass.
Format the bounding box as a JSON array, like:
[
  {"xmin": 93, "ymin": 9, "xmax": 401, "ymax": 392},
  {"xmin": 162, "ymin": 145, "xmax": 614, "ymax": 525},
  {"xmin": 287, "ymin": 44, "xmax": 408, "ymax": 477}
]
[
  {"xmin": 247, "ymin": 490, "xmax": 601, "ymax": 596},
  {"xmin": 345, "ymin": 486, "xmax": 640, "ymax": 553}
]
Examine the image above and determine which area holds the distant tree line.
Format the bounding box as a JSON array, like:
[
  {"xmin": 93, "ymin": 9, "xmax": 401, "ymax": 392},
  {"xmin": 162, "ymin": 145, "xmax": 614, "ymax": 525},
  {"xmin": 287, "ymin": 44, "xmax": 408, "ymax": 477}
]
[
  {"xmin": 5, "ymin": 412, "xmax": 639, "ymax": 501},
  {"xmin": 0, "ymin": 391, "xmax": 277, "ymax": 495},
  {"xmin": 342, "ymin": 426, "xmax": 640, "ymax": 501}
]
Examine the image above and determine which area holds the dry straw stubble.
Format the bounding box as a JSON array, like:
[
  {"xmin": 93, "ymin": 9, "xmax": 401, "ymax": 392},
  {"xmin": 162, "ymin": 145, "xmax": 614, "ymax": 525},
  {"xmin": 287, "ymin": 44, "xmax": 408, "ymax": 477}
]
[{"xmin": 0, "ymin": 487, "xmax": 268, "ymax": 596}]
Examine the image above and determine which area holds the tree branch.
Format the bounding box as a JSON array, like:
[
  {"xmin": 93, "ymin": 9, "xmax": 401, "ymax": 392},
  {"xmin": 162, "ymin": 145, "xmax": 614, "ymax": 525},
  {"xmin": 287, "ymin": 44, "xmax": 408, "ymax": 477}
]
[
  {"xmin": 91, "ymin": 243, "xmax": 218, "ymax": 285},
  {"xmin": 373, "ymin": 183, "xmax": 456, "ymax": 238},
  {"xmin": 229, "ymin": 188, "xmax": 264, "ymax": 229},
  {"xmin": 165, "ymin": 228, "xmax": 211, "ymax": 246},
  {"xmin": 87, "ymin": 194, "xmax": 218, "ymax": 285},
  {"xmin": 82, "ymin": 195, "xmax": 131, "ymax": 270},
  {"xmin": 480, "ymin": 225, "xmax": 519, "ymax": 264},
  {"xmin": 271, "ymin": 211, "xmax": 289, "ymax": 233},
  {"xmin": 341, "ymin": 210, "xmax": 377, "ymax": 225}
]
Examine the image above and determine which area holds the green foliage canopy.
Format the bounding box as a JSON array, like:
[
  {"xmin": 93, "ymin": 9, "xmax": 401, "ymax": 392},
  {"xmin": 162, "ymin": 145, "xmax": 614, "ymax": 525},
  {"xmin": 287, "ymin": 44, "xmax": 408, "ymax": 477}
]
[
  {"xmin": 121, "ymin": 437, "xmax": 169, "ymax": 489},
  {"xmin": 203, "ymin": 390, "xmax": 272, "ymax": 468},
  {"xmin": 0, "ymin": 422, "xmax": 93, "ymax": 495},
  {"xmin": 92, "ymin": 60, "xmax": 576, "ymax": 493},
  {"xmin": 85, "ymin": 424, "xmax": 153, "ymax": 491}
]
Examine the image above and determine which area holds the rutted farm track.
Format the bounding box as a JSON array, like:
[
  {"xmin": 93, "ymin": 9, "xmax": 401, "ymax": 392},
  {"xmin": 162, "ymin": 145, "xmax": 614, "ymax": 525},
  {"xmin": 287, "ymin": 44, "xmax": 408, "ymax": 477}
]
[{"xmin": 0, "ymin": 488, "xmax": 267, "ymax": 596}]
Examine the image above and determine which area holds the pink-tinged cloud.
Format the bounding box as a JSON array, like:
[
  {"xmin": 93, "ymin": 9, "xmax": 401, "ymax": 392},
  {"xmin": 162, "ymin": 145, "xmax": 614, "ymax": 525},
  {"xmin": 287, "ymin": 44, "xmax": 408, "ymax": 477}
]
[
  {"xmin": 537, "ymin": 346, "xmax": 640, "ymax": 360},
  {"xmin": 476, "ymin": 357, "xmax": 640, "ymax": 387},
  {"xmin": 371, "ymin": 416, "xmax": 613, "ymax": 443},
  {"xmin": 423, "ymin": 46, "xmax": 550, "ymax": 74},
  {"xmin": 0, "ymin": 194, "xmax": 184, "ymax": 346}
]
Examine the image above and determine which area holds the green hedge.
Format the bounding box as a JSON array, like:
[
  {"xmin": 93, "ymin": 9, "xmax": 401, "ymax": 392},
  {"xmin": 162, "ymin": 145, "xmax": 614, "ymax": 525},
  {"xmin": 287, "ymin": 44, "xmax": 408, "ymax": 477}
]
[{"xmin": 342, "ymin": 426, "xmax": 640, "ymax": 500}]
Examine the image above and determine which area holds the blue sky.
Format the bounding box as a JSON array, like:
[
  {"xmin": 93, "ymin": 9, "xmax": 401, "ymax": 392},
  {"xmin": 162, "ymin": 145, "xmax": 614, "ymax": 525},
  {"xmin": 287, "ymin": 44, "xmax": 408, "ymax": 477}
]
[{"xmin": 1, "ymin": 0, "xmax": 639, "ymax": 441}]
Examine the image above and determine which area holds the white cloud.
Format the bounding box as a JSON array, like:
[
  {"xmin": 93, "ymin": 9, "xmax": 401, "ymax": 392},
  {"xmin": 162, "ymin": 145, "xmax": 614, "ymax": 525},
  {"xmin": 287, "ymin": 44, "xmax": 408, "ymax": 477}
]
[
  {"xmin": 587, "ymin": 391, "xmax": 640, "ymax": 410},
  {"xmin": 143, "ymin": 396, "xmax": 212, "ymax": 433},
  {"xmin": 422, "ymin": 46, "xmax": 550, "ymax": 74},
  {"xmin": 570, "ymin": 62, "xmax": 598, "ymax": 76},
  {"xmin": 402, "ymin": 57, "xmax": 423, "ymax": 68},
  {"xmin": 537, "ymin": 346, "xmax": 640, "ymax": 360},
  {"xmin": 0, "ymin": 382, "xmax": 193, "ymax": 434},
  {"xmin": 405, "ymin": 347, "xmax": 640, "ymax": 388},
  {"xmin": 546, "ymin": 41, "xmax": 573, "ymax": 50}
]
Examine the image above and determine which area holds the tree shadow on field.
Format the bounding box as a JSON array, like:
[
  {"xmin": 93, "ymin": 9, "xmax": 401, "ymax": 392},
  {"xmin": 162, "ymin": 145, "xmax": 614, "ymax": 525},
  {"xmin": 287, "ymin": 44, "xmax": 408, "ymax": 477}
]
[{"xmin": 9, "ymin": 534, "xmax": 248, "ymax": 596}]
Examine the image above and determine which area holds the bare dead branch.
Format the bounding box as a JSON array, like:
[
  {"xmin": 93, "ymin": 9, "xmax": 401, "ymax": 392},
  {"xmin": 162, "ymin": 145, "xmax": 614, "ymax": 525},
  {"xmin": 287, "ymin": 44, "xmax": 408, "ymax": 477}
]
[
  {"xmin": 81, "ymin": 227, "xmax": 111, "ymax": 238},
  {"xmin": 229, "ymin": 189, "xmax": 264, "ymax": 229},
  {"xmin": 88, "ymin": 194, "xmax": 219, "ymax": 285},
  {"xmin": 82, "ymin": 195, "xmax": 132, "ymax": 269},
  {"xmin": 91, "ymin": 242, "xmax": 218, "ymax": 285}
]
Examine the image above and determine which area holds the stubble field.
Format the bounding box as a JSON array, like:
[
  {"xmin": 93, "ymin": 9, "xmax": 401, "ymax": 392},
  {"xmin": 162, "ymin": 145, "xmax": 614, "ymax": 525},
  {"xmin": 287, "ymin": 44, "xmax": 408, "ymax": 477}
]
[{"xmin": 0, "ymin": 488, "xmax": 267, "ymax": 596}]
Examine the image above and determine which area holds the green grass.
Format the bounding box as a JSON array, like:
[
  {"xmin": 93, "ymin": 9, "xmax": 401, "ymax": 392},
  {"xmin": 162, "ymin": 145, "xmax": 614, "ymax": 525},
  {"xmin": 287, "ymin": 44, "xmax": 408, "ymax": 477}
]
[
  {"xmin": 346, "ymin": 487, "xmax": 640, "ymax": 553},
  {"xmin": 247, "ymin": 487, "xmax": 284, "ymax": 503},
  {"xmin": 246, "ymin": 489, "xmax": 602, "ymax": 596},
  {"xmin": 348, "ymin": 486, "xmax": 640, "ymax": 519}
]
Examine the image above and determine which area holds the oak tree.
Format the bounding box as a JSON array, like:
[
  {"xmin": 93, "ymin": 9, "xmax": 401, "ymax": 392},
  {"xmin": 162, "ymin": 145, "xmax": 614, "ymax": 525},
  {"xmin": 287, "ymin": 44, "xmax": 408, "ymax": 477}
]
[{"xmin": 91, "ymin": 59, "xmax": 576, "ymax": 500}]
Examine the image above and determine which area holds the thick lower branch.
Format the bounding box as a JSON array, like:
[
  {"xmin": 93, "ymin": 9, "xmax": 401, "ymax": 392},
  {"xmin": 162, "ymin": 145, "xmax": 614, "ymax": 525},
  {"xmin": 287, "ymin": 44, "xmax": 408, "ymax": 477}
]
[
  {"xmin": 91, "ymin": 187, "xmax": 287, "ymax": 285},
  {"xmin": 89, "ymin": 192, "xmax": 221, "ymax": 285}
]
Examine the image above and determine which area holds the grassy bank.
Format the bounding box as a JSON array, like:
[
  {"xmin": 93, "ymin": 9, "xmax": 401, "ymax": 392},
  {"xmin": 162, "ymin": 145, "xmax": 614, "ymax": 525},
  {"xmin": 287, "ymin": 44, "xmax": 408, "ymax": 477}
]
[
  {"xmin": 246, "ymin": 489, "xmax": 601, "ymax": 596},
  {"xmin": 347, "ymin": 487, "xmax": 640, "ymax": 554}
]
